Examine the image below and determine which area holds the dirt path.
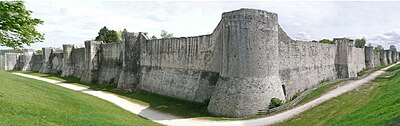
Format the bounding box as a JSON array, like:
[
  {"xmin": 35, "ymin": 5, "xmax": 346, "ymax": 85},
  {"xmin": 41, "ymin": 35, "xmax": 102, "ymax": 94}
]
[{"xmin": 13, "ymin": 63, "xmax": 398, "ymax": 126}]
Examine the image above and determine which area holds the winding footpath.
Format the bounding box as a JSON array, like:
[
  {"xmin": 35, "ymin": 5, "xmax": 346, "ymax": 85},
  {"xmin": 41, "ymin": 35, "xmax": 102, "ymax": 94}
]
[{"xmin": 13, "ymin": 62, "xmax": 399, "ymax": 126}]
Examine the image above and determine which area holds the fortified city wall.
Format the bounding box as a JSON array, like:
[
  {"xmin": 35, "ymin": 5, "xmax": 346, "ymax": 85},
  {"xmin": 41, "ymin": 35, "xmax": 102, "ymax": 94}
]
[{"xmin": 1, "ymin": 8, "xmax": 400, "ymax": 118}]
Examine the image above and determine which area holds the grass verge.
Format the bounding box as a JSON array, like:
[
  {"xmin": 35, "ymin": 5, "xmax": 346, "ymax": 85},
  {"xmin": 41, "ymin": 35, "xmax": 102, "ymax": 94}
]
[
  {"xmin": 15, "ymin": 71, "xmax": 211, "ymax": 119},
  {"xmin": 276, "ymin": 63, "xmax": 400, "ymax": 126},
  {"xmin": 0, "ymin": 71, "xmax": 160, "ymax": 126}
]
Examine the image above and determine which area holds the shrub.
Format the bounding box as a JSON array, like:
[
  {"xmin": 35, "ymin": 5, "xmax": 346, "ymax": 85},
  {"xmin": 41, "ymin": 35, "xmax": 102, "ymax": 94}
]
[
  {"xmin": 289, "ymin": 90, "xmax": 301, "ymax": 102},
  {"xmin": 269, "ymin": 98, "xmax": 284, "ymax": 109}
]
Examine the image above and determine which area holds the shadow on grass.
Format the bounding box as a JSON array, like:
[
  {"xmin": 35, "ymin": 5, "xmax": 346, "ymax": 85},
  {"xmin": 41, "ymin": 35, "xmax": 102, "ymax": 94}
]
[{"xmin": 16, "ymin": 71, "xmax": 211, "ymax": 119}]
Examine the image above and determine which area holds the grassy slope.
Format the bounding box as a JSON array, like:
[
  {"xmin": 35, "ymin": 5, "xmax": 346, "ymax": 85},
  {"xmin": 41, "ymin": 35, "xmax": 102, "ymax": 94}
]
[
  {"xmin": 0, "ymin": 71, "xmax": 160, "ymax": 126},
  {"xmin": 17, "ymin": 71, "xmax": 210, "ymax": 118},
  {"xmin": 277, "ymin": 64, "xmax": 400, "ymax": 126},
  {"xmin": 297, "ymin": 64, "xmax": 390, "ymax": 106}
]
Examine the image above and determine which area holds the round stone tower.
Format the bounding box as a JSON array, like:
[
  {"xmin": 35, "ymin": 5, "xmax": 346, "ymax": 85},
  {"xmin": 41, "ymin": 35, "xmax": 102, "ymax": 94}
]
[{"xmin": 207, "ymin": 9, "xmax": 285, "ymax": 117}]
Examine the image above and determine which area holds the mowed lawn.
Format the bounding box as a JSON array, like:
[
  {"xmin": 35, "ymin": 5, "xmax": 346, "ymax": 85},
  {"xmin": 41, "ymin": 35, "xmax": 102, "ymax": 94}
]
[
  {"xmin": 277, "ymin": 64, "xmax": 400, "ymax": 126},
  {"xmin": 0, "ymin": 71, "xmax": 160, "ymax": 126}
]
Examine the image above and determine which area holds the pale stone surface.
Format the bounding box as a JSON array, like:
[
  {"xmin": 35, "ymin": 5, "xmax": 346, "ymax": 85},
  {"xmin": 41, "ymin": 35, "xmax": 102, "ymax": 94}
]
[
  {"xmin": 20, "ymin": 49, "xmax": 34, "ymax": 71},
  {"xmin": 3, "ymin": 53, "xmax": 19, "ymax": 70},
  {"xmin": 208, "ymin": 9, "xmax": 285, "ymax": 117},
  {"xmin": 39, "ymin": 48, "xmax": 53, "ymax": 73},
  {"xmin": 117, "ymin": 32, "xmax": 143, "ymax": 88},
  {"xmin": 0, "ymin": 55, "xmax": 4, "ymax": 70},
  {"xmin": 61, "ymin": 44, "xmax": 74, "ymax": 77},
  {"xmin": 279, "ymin": 40, "xmax": 337, "ymax": 99},
  {"xmin": 71, "ymin": 48, "xmax": 85, "ymax": 78},
  {"xmin": 380, "ymin": 51, "xmax": 388, "ymax": 65},
  {"xmin": 98, "ymin": 43, "xmax": 122, "ymax": 84},
  {"xmin": 386, "ymin": 50, "xmax": 392, "ymax": 64},
  {"xmin": 81, "ymin": 41, "xmax": 102, "ymax": 84},
  {"xmin": 3, "ymin": 8, "xmax": 400, "ymax": 118},
  {"xmin": 49, "ymin": 53, "xmax": 63, "ymax": 73},
  {"xmin": 139, "ymin": 67, "xmax": 218, "ymax": 103}
]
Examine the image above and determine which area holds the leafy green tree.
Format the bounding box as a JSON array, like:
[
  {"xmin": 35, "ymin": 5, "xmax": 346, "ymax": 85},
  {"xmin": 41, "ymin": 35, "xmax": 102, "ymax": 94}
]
[
  {"xmin": 375, "ymin": 45, "xmax": 384, "ymax": 51},
  {"xmin": 355, "ymin": 38, "xmax": 366, "ymax": 48},
  {"xmin": 35, "ymin": 49, "xmax": 42, "ymax": 54},
  {"xmin": 0, "ymin": 1, "xmax": 44, "ymax": 48},
  {"xmin": 319, "ymin": 39, "xmax": 334, "ymax": 44},
  {"xmin": 116, "ymin": 30, "xmax": 122, "ymax": 42},
  {"xmin": 389, "ymin": 45, "xmax": 397, "ymax": 52},
  {"xmin": 160, "ymin": 30, "xmax": 173, "ymax": 38},
  {"xmin": 151, "ymin": 35, "xmax": 157, "ymax": 40},
  {"xmin": 95, "ymin": 26, "xmax": 118, "ymax": 43},
  {"xmin": 367, "ymin": 43, "xmax": 373, "ymax": 47}
]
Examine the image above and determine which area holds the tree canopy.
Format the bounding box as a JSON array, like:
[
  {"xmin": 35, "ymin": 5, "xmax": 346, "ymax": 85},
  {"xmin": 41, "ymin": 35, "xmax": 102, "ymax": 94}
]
[
  {"xmin": 95, "ymin": 26, "xmax": 120, "ymax": 43},
  {"xmin": 0, "ymin": 1, "xmax": 44, "ymax": 48},
  {"xmin": 355, "ymin": 38, "xmax": 366, "ymax": 48},
  {"xmin": 375, "ymin": 45, "xmax": 384, "ymax": 52},
  {"xmin": 160, "ymin": 30, "xmax": 173, "ymax": 39},
  {"xmin": 389, "ymin": 45, "xmax": 397, "ymax": 52},
  {"xmin": 319, "ymin": 39, "xmax": 334, "ymax": 44}
]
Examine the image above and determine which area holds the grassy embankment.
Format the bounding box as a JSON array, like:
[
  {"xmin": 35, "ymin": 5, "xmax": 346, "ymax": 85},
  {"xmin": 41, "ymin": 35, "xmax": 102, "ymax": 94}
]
[
  {"xmin": 277, "ymin": 64, "xmax": 400, "ymax": 126},
  {"xmin": 13, "ymin": 63, "xmax": 393, "ymax": 121},
  {"xmin": 0, "ymin": 71, "xmax": 160, "ymax": 126}
]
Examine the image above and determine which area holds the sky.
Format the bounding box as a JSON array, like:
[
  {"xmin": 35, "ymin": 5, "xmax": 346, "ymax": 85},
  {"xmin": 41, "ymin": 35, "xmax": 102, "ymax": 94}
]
[{"xmin": 3, "ymin": 1, "xmax": 400, "ymax": 50}]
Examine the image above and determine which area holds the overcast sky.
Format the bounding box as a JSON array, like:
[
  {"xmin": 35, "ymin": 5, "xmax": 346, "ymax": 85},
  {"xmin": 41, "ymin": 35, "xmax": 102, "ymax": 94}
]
[{"xmin": 3, "ymin": 1, "xmax": 400, "ymax": 50}]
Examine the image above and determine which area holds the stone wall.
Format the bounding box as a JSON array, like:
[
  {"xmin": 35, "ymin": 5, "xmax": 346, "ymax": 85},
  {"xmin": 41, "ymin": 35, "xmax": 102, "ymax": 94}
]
[
  {"xmin": 71, "ymin": 47, "xmax": 85, "ymax": 78},
  {"xmin": 386, "ymin": 50, "xmax": 392, "ymax": 64},
  {"xmin": 61, "ymin": 44, "xmax": 74, "ymax": 77},
  {"xmin": 98, "ymin": 43, "xmax": 123, "ymax": 84},
  {"xmin": 278, "ymin": 40, "xmax": 337, "ymax": 99},
  {"xmin": 0, "ymin": 55, "xmax": 4, "ymax": 70},
  {"xmin": 81, "ymin": 41, "xmax": 102, "ymax": 84},
  {"xmin": 380, "ymin": 51, "xmax": 388, "ymax": 65},
  {"xmin": 49, "ymin": 52, "xmax": 63, "ymax": 73},
  {"xmin": 3, "ymin": 53, "xmax": 19, "ymax": 70},
  {"xmin": 138, "ymin": 34, "xmax": 220, "ymax": 103},
  {"xmin": 365, "ymin": 47, "xmax": 382, "ymax": 69},
  {"xmin": 1, "ymin": 8, "xmax": 399, "ymax": 118},
  {"xmin": 30, "ymin": 54, "xmax": 43, "ymax": 72}
]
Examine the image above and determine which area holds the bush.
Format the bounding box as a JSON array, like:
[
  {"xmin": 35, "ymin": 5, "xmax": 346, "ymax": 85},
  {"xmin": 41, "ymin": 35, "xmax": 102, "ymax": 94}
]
[
  {"xmin": 289, "ymin": 90, "xmax": 301, "ymax": 102},
  {"xmin": 269, "ymin": 98, "xmax": 284, "ymax": 109}
]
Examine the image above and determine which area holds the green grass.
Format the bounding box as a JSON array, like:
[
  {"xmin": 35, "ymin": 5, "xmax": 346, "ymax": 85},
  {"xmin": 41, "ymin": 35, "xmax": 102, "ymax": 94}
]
[
  {"xmin": 0, "ymin": 71, "xmax": 160, "ymax": 126},
  {"xmin": 297, "ymin": 80, "xmax": 345, "ymax": 105},
  {"xmin": 297, "ymin": 64, "xmax": 392, "ymax": 106},
  {"xmin": 276, "ymin": 63, "xmax": 400, "ymax": 126},
  {"xmin": 16, "ymin": 71, "xmax": 266, "ymax": 121},
  {"xmin": 16, "ymin": 71, "xmax": 210, "ymax": 118}
]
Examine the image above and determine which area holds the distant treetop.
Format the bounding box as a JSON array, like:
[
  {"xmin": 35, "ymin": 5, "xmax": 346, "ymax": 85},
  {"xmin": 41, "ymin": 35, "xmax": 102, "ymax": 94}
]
[{"xmin": 95, "ymin": 26, "xmax": 121, "ymax": 43}]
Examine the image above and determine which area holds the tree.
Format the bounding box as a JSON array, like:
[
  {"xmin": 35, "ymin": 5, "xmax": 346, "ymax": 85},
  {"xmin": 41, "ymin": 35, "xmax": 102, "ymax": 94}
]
[
  {"xmin": 367, "ymin": 43, "xmax": 373, "ymax": 47},
  {"xmin": 151, "ymin": 35, "xmax": 157, "ymax": 40},
  {"xmin": 375, "ymin": 45, "xmax": 384, "ymax": 51},
  {"xmin": 311, "ymin": 40, "xmax": 318, "ymax": 43},
  {"xmin": 0, "ymin": 1, "xmax": 44, "ymax": 48},
  {"xmin": 319, "ymin": 39, "xmax": 333, "ymax": 44},
  {"xmin": 355, "ymin": 38, "xmax": 366, "ymax": 48},
  {"xmin": 116, "ymin": 30, "xmax": 122, "ymax": 42},
  {"xmin": 95, "ymin": 26, "xmax": 118, "ymax": 43},
  {"xmin": 35, "ymin": 49, "xmax": 42, "ymax": 54},
  {"xmin": 160, "ymin": 30, "xmax": 173, "ymax": 38},
  {"xmin": 389, "ymin": 45, "xmax": 397, "ymax": 52}
]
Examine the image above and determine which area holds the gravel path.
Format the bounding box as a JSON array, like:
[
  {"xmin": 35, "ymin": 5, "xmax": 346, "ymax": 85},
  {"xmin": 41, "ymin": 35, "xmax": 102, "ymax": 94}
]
[{"xmin": 13, "ymin": 63, "xmax": 398, "ymax": 126}]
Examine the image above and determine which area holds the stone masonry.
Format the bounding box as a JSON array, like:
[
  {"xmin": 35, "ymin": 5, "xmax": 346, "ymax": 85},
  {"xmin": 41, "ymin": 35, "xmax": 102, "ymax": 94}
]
[{"xmin": 1, "ymin": 8, "xmax": 399, "ymax": 118}]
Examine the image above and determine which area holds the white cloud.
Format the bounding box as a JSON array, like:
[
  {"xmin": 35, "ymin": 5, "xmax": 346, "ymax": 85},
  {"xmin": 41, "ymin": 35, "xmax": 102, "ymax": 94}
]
[
  {"xmin": 2, "ymin": 1, "xmax": 400, "ymax": 50},
  {"xmin": 295, "ymin": 32, "xmax": 311, "ymax": 41},
  {"xmin": 367, "ymin": 29, "xmax": 400, "ymax": 50}
]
